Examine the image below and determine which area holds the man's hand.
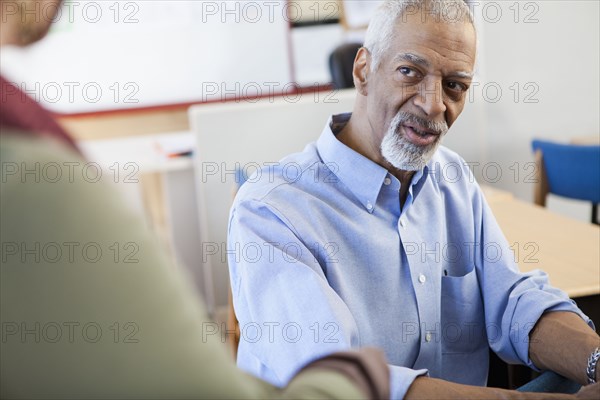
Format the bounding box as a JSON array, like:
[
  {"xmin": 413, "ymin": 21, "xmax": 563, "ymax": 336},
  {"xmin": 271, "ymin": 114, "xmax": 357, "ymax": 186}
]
[
  {"xmin": 529, "ymin": 311, "xmax": 600, "ymax": 385},
  {"xmin": 576, "ymin": 382, "xmax": 600, "ymax": 399}
]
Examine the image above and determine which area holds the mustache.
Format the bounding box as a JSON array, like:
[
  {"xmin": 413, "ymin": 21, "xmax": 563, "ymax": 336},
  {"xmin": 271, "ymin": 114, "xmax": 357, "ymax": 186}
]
[{"xmin": 391, "ymin": 112, "xmax": 448, "ymax": 136}]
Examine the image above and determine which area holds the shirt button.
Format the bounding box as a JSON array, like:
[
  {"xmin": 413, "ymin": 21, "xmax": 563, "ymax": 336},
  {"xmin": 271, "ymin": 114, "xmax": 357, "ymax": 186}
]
[
  {"xmin": 425, "ymin": 332, "xmax": 432, "ymax": 342},
  {"xmin": 384, "ymin": 177, "xmax": 392, "ymax": 186},
  {"xmin": 366, "ymin": 202, "xmax": 373, "ymax": 211},
  {"xmin": 399, "ymin": 219, "xmax": 405, "ymax": 227},
  {"xmin": 418, "ymin": 274, "xmax": 426, "ymax": 284}
]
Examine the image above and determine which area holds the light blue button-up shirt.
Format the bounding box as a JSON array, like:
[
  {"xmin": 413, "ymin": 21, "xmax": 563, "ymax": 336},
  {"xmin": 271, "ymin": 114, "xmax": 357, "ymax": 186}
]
[{"xmin": 228, "ymin": 114, "xmax": 591, "ymax": 398}]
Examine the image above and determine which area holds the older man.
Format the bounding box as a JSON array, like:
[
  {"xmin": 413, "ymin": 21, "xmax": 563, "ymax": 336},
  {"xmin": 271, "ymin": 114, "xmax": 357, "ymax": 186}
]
[
  {"xmin": 228, "ymin": 1, "xmax": 600, "ymax": 398},
  {"xmin": 0, "ymin": 1, "xmax": 392, "ymax": 398}
]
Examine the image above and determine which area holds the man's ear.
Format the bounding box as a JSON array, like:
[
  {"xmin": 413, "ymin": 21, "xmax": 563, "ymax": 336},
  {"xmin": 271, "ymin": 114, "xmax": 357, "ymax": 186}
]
[{"xmin": 353, "ymin": 47, "xmax": 370, "ymax": 96}]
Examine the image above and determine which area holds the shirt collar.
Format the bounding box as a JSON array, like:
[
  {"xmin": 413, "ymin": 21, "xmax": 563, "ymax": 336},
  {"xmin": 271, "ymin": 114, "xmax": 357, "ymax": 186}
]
[
  {"xmin": 409, "ymin": 164, "xmax": 428, "ymax": 202},
  {"xmin": 317, "ymin": 113, "xmax": 429, "ymax": 213}
]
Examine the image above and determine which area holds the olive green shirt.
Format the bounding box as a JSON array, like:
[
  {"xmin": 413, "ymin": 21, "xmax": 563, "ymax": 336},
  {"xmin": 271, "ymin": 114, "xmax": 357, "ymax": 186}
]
[{"xmin": 0, "ymin": 134, "xmax": 369, "ymax": 399}]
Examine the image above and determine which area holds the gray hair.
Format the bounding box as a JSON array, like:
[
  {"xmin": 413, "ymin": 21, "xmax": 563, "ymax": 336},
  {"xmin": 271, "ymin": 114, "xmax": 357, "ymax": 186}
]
[{"xmin": 364, "ymin": 0, "xmax": 475, "ymax": 71}]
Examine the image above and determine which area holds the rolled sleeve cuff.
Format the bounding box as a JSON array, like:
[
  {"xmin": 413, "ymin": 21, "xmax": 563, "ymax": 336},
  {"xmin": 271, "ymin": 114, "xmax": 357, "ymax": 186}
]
[
  {"xmin": 514, "ymin": 297, "xmax": 594, "ymax": 371},
  {"xmin": 390, "ymin": 365, "xmax": 428, "ymax": 400}
]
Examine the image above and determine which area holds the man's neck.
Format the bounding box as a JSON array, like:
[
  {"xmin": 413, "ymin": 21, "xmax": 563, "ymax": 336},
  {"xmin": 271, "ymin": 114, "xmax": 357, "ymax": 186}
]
[{"xmin": 337, "ymin": 114, "xmax": 386, "ymax": 167}]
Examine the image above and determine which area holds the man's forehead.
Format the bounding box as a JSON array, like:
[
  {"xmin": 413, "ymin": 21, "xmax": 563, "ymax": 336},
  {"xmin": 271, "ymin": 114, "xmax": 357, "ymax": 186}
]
[{"xmin": 384, "ymin": 15, "xmax": 477, "ymax": 68}]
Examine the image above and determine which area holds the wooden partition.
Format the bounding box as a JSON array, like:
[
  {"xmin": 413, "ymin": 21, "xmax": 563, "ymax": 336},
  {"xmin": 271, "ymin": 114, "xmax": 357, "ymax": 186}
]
[{"xmin": 56, "ymin": 106, "xmax": 190, "ymax": 141}]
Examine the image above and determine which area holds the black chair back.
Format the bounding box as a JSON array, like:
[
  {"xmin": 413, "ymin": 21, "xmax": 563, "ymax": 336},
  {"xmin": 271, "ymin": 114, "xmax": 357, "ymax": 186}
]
[{"xmin": 329, "ymin": 42, "xmax": 363, "ymax": 89}]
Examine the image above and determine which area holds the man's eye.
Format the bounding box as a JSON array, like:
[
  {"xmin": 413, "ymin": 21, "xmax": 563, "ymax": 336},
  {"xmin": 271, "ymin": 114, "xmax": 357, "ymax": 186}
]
[
  {"xmin": 399, "ymin": 67, "xmax": 418, "ymax": 78},
  {"xmin": 446, "ymin": 81, "xmax": 468, "ymax": 92}
]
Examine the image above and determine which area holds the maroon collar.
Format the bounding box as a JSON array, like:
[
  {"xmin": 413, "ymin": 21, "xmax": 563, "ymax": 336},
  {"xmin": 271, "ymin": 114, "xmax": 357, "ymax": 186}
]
[{"xmin": 0, "ymin": 75, "xmax": 79, "ymax": 153}]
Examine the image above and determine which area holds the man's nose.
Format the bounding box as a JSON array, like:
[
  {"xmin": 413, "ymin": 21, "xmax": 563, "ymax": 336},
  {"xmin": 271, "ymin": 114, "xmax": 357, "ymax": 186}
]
[{"xmin": 413, "ymin": 79, "xmax": 447, "ymax": 118}]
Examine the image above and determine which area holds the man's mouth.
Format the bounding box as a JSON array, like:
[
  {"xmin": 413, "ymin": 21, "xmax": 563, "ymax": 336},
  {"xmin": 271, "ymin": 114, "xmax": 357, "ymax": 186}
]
[{"xmin": 401, "ymin": 123, "xmax": 440, "ymax": 147}]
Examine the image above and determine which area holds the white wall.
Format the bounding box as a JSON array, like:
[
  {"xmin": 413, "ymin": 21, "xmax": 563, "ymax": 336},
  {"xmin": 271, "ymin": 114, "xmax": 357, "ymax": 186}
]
[
  {"xmin": 476, "ymin": 0, "xmax": 599, "ymax": 220},
  {"xmin": 0, "ymin": 1, "xmax": 292, "ymax": 113}
]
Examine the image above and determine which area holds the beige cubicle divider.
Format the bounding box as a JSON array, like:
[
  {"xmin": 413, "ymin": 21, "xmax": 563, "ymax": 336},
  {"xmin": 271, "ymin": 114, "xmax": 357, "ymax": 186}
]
[
  {"xmin": 189, "ymin": 89, "xmax": 357, "ymax": 310},
  {"xmin": 57, "ymin": 107, "xmax": 190, "ymax": 141}
]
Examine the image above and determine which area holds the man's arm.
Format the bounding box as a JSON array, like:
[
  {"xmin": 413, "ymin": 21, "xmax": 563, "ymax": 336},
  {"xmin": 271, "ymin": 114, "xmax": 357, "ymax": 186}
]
[
  {"xmin": 405, "ymin": 376, "xmax": 599, "ymax": 399},
  {"xmin": 529, "ymin": 311, "xmax": 600, "ymax": 385},
  {"xmin": 466, "ymin": 178, "xmax": 595, "ymax": 375},
  {"xmin": 404, "ymin": 312, "xmax": 600, "ymax": 400}
]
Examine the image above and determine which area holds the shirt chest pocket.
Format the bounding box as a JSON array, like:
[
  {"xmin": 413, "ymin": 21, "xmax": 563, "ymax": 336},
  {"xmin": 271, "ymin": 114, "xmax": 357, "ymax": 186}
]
[{"xmin": 440, "ymin": 267, "xmax": 486, "ymax": 354}]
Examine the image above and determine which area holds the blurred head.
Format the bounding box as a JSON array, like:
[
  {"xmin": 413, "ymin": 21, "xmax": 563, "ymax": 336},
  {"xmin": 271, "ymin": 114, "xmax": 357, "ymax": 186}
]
[
  {"xmin": 0, "ymin": 0, "xmax": 62, "ymax": 46},
  {"xmin": 353, "ymin": 0, "xmax": 476, "ymax": 171}
]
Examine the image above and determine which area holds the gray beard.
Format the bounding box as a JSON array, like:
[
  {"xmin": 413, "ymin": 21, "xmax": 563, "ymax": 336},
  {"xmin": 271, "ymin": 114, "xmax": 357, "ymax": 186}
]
[{"xmin": 380, "ymin": 112, "xmax": 447, "ymax": 171}]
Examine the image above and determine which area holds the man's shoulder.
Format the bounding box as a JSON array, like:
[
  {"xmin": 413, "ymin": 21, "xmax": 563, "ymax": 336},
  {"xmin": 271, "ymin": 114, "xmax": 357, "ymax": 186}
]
[{"xmin": 233, "ymin": 142, "xmax": 328, "ymax": 208}]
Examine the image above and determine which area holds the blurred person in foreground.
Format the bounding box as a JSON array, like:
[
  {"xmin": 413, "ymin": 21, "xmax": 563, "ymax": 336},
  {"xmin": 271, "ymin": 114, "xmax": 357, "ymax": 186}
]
[
  {"xmin": 228, "ymin": 0, "xmax": 600, "ymax": 399},
  {"xmin": 0, "ymin": 1, "xmax": 391, "ymax": 398}
]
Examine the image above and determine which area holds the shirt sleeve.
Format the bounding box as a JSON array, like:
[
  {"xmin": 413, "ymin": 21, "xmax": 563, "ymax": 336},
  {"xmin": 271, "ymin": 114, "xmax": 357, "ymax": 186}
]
[
  {"xmin": 472, "ymin": 184, "xmax": 594, "ymax": 370},
  {"xmin": 228, "ymin": 197, "xmax": 427, "ymax": 399}
]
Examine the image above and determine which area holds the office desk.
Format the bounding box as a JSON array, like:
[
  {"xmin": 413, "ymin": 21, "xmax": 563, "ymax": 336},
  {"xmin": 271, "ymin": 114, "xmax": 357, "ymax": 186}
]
[
  {"xmin": 487, "ymin": 197, "xmax": 600, "ymax": 298},
  {"xmin": 484, "ymin": 193, "xmax": 600, "ymax": 387},
  {"xmin": 571, "ymin": 135, "xmax": 600, "ymax": 146}
]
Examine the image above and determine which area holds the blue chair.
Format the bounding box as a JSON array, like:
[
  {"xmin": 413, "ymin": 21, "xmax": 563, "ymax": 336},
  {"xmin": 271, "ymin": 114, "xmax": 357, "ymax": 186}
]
[{"xmin": 531, "ymin": 139, "xmax": 600, "ymax": 224}]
